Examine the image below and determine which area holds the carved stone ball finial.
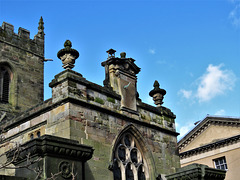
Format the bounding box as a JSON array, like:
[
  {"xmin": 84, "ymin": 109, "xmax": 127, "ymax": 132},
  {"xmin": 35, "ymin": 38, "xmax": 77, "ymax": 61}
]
[
  {"xmin": 149, "ymin": 80, "xmax": 166, "ymax": 107},
  {"xmin": 120, "ymin": 52, "xmax": 126, "ymax": 59},
  {"xmin": 57, "ymin": 40, "xmax": 79, "ymax": 69}
]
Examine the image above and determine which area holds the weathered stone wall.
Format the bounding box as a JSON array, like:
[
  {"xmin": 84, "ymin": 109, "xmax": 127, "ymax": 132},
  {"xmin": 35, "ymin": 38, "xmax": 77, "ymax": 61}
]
[
  {"xmin": 66, "ymin": 103, "xmax": 180, "ymax": 179},
  {"xmin": 0, "ymin": 69, "xmax": 180, "ymax": 179},
  {"xmin": 47, "ymin": 70, "xmax": 180, "ymax": 179},
  {"xmin": 0, "ymin": 22, "xmax": 44, "ymax": 113}
]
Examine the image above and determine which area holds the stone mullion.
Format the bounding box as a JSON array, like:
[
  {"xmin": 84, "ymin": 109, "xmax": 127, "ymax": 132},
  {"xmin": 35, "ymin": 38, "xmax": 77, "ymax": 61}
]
[{"xmin": 119, "ymin": 161, "xmax": 126, "ymax": 180}]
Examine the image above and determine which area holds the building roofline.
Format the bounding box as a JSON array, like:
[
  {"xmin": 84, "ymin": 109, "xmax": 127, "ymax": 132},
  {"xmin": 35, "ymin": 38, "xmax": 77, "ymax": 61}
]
[
  {"xmin": 179, "ymin": 134, "xmax": 240, "ymax": 159},
  {"xmin": 1, "ymin": 96, "xmax": 179, "ymax": 143},
  {"xmin": 178, "ymin": 115, "xmax": 240, "ymax": 151}
]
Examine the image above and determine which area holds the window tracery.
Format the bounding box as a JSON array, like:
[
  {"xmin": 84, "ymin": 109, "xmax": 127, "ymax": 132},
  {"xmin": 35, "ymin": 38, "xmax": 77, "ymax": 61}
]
[{"xmin": 113, "ymin": 133, "xmax": 148, "ymax": 180}]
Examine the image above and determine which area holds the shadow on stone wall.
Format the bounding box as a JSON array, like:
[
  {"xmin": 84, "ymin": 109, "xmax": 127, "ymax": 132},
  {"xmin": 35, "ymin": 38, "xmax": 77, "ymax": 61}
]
[{"xmin": 85, "ymin": 163, "xmax": 95, "ymax": 180}]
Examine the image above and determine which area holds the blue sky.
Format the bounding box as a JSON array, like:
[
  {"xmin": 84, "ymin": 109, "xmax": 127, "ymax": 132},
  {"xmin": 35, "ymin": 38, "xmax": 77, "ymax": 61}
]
[{"xmin": 1, "ymin": 0, "xmax": 240, "ymax": 139}]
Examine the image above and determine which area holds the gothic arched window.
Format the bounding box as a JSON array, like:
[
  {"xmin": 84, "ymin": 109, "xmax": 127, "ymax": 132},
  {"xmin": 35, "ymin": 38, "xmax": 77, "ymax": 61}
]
[
  {"xmin": 112, "ymin": 133, "xmax": 148, "ymax": 180},
  {"xmin": 0, "ymin": 66, "xmax": 11, "ymax": 103}
]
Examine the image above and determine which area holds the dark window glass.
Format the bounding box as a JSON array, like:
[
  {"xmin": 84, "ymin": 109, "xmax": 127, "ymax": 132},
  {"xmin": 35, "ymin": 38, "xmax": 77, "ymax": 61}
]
[
  {"xmin": 30, "ymin": 133, "xmax": 34, "ymax": 140},
  {"xmin": 138, "ymin": 165, "xmax": 146, "ymax": 180},
  {"xmin": 124, "ymin": 134, "xmax": 131, "ymax": 147},
  {"xmin": 0, "ymin": 66, "xmax": 10, "ymax": 103},
  {"xmin": 37, "ymin": 131, "xmax": 41, "ymax": 138},
  {"xmin": 126, "ymin": 164, "xmax": 134, "ymax": 180}
]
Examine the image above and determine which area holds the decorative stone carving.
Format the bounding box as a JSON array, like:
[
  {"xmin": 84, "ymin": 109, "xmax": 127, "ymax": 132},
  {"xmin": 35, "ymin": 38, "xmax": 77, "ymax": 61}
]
[
  {"xmin": 57, "ymin": 40, "xmax": 79, "ymax": 69},
  {"xmin": 7, "ymin": 135, "xmax": 94, "ymax": 164},
  {"xmin": 59, "ymin": 161, "xmax": 72, "ymax": 179},
  {"xmin": 149, "ymin": 80, "xmax": 166, "ymax": 107}
]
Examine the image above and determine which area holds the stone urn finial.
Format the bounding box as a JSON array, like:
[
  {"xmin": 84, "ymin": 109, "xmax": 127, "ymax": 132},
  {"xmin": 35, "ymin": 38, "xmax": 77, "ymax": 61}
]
[
  {"xmin": 57, "ymin": 40, "xmax": 79, "ymax": 69},
  {"xmin": 120, "ymin": 52, "xmax": 126, "ymax": 59},
  {"xmin": 149, "ymin": 80, "xmax": 166, "ymax": 107}
]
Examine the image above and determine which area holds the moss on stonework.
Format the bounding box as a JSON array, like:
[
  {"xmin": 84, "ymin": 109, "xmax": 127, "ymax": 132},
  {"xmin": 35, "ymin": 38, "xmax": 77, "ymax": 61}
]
[
  {"xmin": 95, "ymin": 97, "xmax": 104, "ymax": 105},
  {"xmin": 152, "ymin": 116, "xmax": 163, "ymax": 125},
  {"xmin": 164, "ymin": 117, "xmax": 172, "ymax": 122},
  {"xmin": 140, "ymin": 113, "xmax": 146, "ymax": 119},
  {"xmin": 68, "ymin": 81, "xmax": 77, "ymax": 88},
  {"xmin": 107, "ymin": 97, "xmax": 115, "ymax": 103},
  {"xmin": 162, "ymin": 136, "xmax": 170, "ymax": 143}
]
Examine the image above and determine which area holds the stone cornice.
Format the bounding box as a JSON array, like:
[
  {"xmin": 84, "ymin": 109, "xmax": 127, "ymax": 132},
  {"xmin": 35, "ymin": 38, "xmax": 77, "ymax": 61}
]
[
  {"xmin": 101, "ymin": 57, "xmax": 141, "ymax": 75},
  {"xmin": 7, "ymin": 135, "xmax": 94, "ymax": 163},
  {"xmin": 166, "ymin": 163, "xmax": 226, "ymax": 180},
  {"xmin": 1, "ymin": 96, "xmax": 179, "ymax": 141},
  {"xmin": 178, "ymin": 116, "xmax": 240, "ymax": 151},
  {"xmin": 179, "ymin": 134, "xmax": 240, "ymax": 159}
]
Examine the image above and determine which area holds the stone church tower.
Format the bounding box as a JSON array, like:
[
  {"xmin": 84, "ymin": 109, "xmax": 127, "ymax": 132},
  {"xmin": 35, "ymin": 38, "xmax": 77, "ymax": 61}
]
[
  {"xmin": 0, "ymin": 18, "xmax": 44, "ymax": 122},
  {"xmin": 0, "ymin": 19, "xmax": 183, "ymax": 180}
]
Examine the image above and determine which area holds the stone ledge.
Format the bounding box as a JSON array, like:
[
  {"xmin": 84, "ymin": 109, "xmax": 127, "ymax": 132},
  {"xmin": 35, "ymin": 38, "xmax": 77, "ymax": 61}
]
[
  {"xmin": 138, "ymin": 101, "xmax": 176, "ymax": 119},
  {"xmin": 165, "ymin": 163, "xmax": 226, "ymax": 180},
  {"xmin": 49, "ymin": 69, "xmax": 121, "ymax": 100},
  {"xmin": 7, "ymin": 135, "xmax": 94, "ymax": 163}
]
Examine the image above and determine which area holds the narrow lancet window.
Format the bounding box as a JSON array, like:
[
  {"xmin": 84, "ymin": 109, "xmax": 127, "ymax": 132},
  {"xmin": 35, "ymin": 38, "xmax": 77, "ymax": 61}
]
[{"xmin": 0, "ymin": 66, "xmax": 11, "ymax": 103}]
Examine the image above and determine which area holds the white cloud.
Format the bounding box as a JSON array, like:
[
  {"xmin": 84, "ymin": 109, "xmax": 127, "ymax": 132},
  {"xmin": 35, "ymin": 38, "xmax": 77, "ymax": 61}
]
[
  {"xmin": 145, "ymin": 96, "xmax": 155, "ymax": 106},
  {"xmin": 179, "ymin": 89, "xmax": 192, "ymax": 99},
  {"xmin": 229, "ymin": 3, "xmax": 240, "ymax": 27},
  {"xmin": 149, "ymin": 48, "xmax": 156, "ymax": 54},
  {"xmin": 214, "ymin": 109, "xmax": 226, "ymax": 116},
  {"xmin": 178, "ymin": 64, "xmax": 236, "ymax": 103},
  {"xmin": 196, "ymin": 64, "xmax": 236, "ymax": 102},
  {"xmin": 176, "ymin": 123, "xmax": 195, "ymax": 139}
]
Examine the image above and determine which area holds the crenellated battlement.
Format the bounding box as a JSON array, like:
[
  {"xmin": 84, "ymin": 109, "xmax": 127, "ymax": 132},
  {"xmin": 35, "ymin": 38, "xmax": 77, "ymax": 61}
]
[
  {"xmin": 0, "ymin": 17, "xmax": 44, "ymax": 114},
  {"xmin": 0, "ymin": 18, "xmax": 44, "ymax": 57}
]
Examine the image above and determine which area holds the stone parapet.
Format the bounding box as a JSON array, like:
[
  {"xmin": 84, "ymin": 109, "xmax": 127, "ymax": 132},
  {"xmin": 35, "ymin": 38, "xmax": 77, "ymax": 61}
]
[
  {"xmin": 0, "ymin": 22, "xmax": 44, "ymax": 57},
  {"xmin": 49, "ymin": 69, "xmax": 177, "ymax": 131}
]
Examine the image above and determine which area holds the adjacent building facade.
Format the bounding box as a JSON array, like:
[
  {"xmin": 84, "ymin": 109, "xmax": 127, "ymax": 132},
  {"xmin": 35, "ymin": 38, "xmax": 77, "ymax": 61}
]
[
  {"xmin": 178, "ymin": 115, "xmax": 240, "ymax": 180},
  {"xmin": 0, "ymin": 18, "xmax": 181, "ymax": 180}
]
